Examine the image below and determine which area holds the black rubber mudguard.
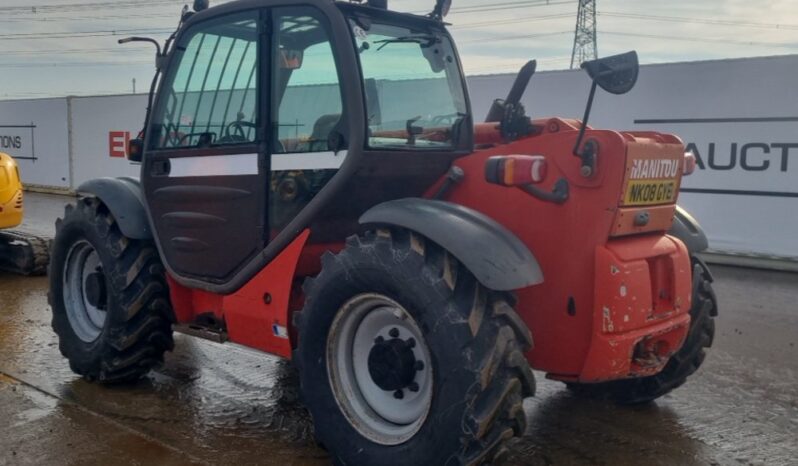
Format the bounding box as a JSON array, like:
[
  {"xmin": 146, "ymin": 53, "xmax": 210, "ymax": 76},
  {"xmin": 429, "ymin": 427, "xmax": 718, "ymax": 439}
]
[
  {"xmin": 669, "ymin": 205, "xmax": 709, "ymax": 254},
  {"xmin": 77, "ymin": 177, "xmax": 152, "ymax": 240},
  {"xmin": 359, "ymin": 198, "xmax": 543, "ymax": 291}
]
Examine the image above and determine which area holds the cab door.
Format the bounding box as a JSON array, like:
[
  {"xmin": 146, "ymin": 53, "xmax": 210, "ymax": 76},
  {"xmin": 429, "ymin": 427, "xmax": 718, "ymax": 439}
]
[
  {"xmin": 268, "ymin": 7, "xmax": 347, "ymax": 240},
  {"xmin": 142, "ymin": 10, "xmax": 267, "ymax": 283}
]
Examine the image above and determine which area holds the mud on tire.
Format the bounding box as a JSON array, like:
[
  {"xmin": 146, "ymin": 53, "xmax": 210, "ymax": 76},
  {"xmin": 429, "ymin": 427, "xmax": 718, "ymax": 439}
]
[
  {"xmin": 294, "ymin": 228, "xmax": 535, "ymax": 466},
  {"xmin": 567, "ymin": 257, "xmax": 717, "ymax": 404},
  {"xmin": 49, "ymin": 197, "xmax": 174, "ymax": 384}
]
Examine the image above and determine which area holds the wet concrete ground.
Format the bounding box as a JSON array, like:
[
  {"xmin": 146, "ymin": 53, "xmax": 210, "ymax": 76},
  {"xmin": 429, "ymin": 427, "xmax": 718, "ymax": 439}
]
[{"xmin": 1, "ymin": 193, "xmax": 796, "ymax": 465}]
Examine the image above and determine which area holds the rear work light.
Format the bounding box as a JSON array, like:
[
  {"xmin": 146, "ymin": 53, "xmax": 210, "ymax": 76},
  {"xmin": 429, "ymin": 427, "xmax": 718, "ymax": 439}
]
[
  {"xmin": 683, "ymin": 151, "xmax": 697, "ymax": 176},
  {"xmin": 485, "ymin": 155, "xmax": 548, "ymax": 186}
]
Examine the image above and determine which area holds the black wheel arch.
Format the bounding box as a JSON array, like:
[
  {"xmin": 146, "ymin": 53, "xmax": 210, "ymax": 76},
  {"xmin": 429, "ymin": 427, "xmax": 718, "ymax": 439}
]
[
  {"xmin": 359, "ymin": 198, "xmax": 543, "ymax": 291},
  {"xmin": 77, "ymin": 177, "xmax": 152, "ymax": 240},
  {"xmin": 669, "ymin": 205, "xmax": 708, "ymax": 254}
]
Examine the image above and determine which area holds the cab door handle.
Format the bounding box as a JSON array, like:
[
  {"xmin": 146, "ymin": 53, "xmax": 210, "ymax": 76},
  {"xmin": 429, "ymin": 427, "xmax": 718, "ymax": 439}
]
[{"xmin": 151, "ymin": 159, "xmax": 171, "ymax": 176}]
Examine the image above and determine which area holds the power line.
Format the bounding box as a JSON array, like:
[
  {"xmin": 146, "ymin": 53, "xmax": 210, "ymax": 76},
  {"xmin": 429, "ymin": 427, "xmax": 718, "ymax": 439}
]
[
  {"xmin": 413, "ymin": 0, "xmax": 576, "ymax": 15},
  {"xmin": 451, "ymin": 0, "xmax": 576, "ymax": 13},
  {"xmin": 0, "ymin": 61, "xmax": 152, "ymax": 68},
  {"xmin": 0, "ymin": 28, "xmax": 174, "ymax": 41},
  {"xmin": 0, "ymin": 47, "xmax": 139, "ymax": 55},
  {"xmin": 599, "ymin": 11, "xmax": 798, "ymax": 31},
  {"xmin": 0, "ymin": 1, "xmax": 181, "ymax": 13},
  {"xmin": 453, "ymin": 13, "xmax": 575, "ymax": 30},
  {"xmin": 460, "ymin": 30, "xmax": 571, "ymax": 44},
  {"xmin": 0, "ymin": 12, "xmax": 181, "ymax": 23}
]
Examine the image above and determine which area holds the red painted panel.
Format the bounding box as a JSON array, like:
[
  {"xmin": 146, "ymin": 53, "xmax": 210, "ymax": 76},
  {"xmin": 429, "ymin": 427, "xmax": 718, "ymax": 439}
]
[
  {"xmin": 223, "ymin": 230, "xmax": 310, "ymax": 359},
  {"xmin": 165, "ymin": 230, "xmax": 311, "ymax": 360},
  {"xmin": 575, "ymin": 235, "xmax": 692, "ymax": 381},
  {"xmin": 434, "ymin": 119, "xmax": 692, "ymax": 380}
]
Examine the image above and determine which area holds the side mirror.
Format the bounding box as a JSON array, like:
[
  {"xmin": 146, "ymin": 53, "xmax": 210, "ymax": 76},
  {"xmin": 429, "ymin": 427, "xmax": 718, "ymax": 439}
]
[
  {"xmin": 193, "ymin": 0, "xmax": 209, "ymax": 12},
  {"xmin": 571, "ymin": 51, "xmax": 639, "ymax": 178},
  {"xmin": 128, "ymin": 138, "xmax": 144, "ymax": 163},
  {"xmin": 279, "ymin": 48, "xmax": 304, "ymax": 70},
  {"xmin": 581, "ymin": 51, "xmax": 638, "ymax": 95}
]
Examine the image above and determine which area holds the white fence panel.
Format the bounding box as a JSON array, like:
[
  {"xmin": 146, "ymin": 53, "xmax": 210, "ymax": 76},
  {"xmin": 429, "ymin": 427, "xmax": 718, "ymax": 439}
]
[
  {"xmin": 69, "ymin": 94, "xmax": 147, "ymax": 187},
  {"xmin": 0, "ymin": 98, "xmax": 70, "ymax": 188}
]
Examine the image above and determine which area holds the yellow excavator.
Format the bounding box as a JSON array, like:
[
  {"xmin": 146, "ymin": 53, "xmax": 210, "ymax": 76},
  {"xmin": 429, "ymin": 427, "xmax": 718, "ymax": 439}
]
[{"xmin": 0, "ymin": 152, "xmax": 48, "ymax": 275}]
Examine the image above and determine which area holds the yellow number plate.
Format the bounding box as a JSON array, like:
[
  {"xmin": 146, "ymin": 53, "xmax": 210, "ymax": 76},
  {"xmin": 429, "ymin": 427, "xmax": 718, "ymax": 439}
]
[{"xmin": 624, "ymin": 180, "xmax": 677, "ymax": 206}]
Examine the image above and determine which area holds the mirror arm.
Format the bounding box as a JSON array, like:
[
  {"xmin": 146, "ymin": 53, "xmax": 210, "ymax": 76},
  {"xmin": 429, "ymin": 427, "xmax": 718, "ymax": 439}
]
[
  {"xmin": 118, "ymin": 36, "xmax": 168, "ymax": 150},
  {"xmin": 573, "ymin": 80, "xmax": 597, "ymax": 158},
  {"xmin": 572, "ymin": 80, "xmax": 598, "ymax": 176},
  {"xmin": 118, "ymin": 37, "xmax": 162, "ymax": 57}
]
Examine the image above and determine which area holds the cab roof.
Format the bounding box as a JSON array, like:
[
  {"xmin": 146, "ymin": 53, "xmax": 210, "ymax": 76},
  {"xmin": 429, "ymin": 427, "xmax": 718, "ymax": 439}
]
[{"xmin": 182, "ymin": 0, "xmax": 444, "ymax": 31}]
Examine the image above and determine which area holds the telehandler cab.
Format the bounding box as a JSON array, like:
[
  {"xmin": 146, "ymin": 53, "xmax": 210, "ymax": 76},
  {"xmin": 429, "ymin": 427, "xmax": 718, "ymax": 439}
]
[{"xmin": 50, "ymin": 0, "xmax": 718, "ymax": 464}]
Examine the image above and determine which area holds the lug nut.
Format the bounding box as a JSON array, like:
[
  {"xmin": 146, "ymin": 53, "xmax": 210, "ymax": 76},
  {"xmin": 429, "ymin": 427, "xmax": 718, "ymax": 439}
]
[
  {"xmin": 406, "ymin": 337, "xmax": 416, "ymax": 348},
  {"xmin": 408, "ymin": 382, "xmax": 419, "ymax": 392},
  {"xmin": 374, "ymin": 336, "xmax": 384, "ymax": 344},
  {"xmin": 389, "ymin": 328, "xmax": 400, "ymax": 338},
  {"xmin": 415, "ymin": 361, "xmax": 425, "ymax": 371},
  {"xmin": 393, "ymin": 390, "xmax": 404, "ymax": 399}
]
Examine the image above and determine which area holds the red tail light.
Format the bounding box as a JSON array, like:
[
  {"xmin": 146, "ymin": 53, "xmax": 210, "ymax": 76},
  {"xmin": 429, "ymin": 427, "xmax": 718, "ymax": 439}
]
[
  {"xmin": 683, "ymin": 152, "xmax": 696, "ymax": 176},
  {"xmin": 485, "ymin": 155, "xmax": 548, "ymax": 186}
]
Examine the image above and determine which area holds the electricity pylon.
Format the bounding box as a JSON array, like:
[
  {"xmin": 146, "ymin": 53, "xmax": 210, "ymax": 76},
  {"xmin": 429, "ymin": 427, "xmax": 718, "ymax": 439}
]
[{"xmin": 570, "ymin": 0, "xmax": 597, "ymax": 69}]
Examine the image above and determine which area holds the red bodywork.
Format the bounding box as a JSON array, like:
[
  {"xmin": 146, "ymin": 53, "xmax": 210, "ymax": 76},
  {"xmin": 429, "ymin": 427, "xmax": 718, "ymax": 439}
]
[{"xmin": 167, "ymin": 118, "xmax": 693, "ymax": 383}]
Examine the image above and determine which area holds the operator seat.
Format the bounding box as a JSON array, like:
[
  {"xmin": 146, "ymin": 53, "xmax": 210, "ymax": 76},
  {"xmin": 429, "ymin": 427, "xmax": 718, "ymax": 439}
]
[{"xmin": 304, "ymin": 114, "xmax": 341, "ymax": 152}]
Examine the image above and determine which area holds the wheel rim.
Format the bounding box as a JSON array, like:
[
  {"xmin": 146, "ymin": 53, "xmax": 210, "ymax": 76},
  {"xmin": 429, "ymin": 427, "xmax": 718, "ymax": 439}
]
[
  {"xmin": 327, "ymin": 293, "xmax": 433, "ymax": 446},
  {"xmin": 63, "ymin": 240, "xmax": 107, "ymax": 343}
]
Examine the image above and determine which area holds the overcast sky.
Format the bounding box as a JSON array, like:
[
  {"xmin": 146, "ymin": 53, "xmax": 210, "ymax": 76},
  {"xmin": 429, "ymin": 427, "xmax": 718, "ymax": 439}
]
[{"xmin": 1, "ymin": 0, "xmax": 797, "ymax": 99}]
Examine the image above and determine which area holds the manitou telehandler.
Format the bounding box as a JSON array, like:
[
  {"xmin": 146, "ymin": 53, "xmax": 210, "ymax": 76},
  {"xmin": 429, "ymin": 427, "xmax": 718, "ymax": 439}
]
[
  {"xmin": 0, "ymin": 152, "xmax": 48, "ymax": 275},
  {"xmin": 49, "ymin": 0, "xmax": 718, "ymax": 464}
]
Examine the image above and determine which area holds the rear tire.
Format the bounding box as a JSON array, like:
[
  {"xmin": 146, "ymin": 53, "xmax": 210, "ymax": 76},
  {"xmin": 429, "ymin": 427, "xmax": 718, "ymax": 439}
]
[
  {"xmin": 294, "ymin": 229, "xmax": 535, "ymax": 466},
  {"xmin": 567, "ymin": 257, "xmax": 717, "ymax": 404},
  {"xmin": 49, "ymin": 197, "xmax": 174, "ymax": 384}
]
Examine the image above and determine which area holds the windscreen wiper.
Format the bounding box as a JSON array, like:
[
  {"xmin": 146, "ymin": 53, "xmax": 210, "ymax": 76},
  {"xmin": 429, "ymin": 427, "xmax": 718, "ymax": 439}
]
[{"xmin": 375, "ymin": 34, "xmax": 439, "ymax": 50}]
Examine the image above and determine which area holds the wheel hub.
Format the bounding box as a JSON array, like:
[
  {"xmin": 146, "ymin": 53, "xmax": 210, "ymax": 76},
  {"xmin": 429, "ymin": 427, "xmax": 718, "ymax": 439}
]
[
  {"xmin": 63, "ymin": 241, "xmax": 108, "ymax": 343},
  {"xmin": 327, "ymin": 294, "xmax": 434, "ymax": 445},
  {"xmin": 368, "ymin": 335, "xmax": 418, "ymax": 392},
  {"xmin": 84, "ymin": 270, "xmax": 107, "ymax": 310}
]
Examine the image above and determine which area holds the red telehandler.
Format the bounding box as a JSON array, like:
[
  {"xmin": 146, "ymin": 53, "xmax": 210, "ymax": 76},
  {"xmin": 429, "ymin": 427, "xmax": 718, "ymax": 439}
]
[{"xmin": 49, "ymin": 1, "xmax": 717, "ymax": 464}]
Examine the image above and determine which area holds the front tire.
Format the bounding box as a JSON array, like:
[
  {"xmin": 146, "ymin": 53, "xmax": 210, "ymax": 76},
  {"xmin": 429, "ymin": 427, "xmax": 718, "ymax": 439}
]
[
  {"xmin": 567, "ymin": 257, "xmax": 717, "ymax": 404},
  {"xmin": 294, "ymin": 229, "xmax": 535, "ymax": 466},
  {"xmin": 49, "ymin": 198, "xmax": 174, "ymax": 383}
]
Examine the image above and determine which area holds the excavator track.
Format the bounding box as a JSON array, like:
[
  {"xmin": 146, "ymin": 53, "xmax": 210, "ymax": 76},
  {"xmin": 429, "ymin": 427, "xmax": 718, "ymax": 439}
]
[{"xmin": 0, "ymin": 230, "xmax": 50, "ymax": 276}]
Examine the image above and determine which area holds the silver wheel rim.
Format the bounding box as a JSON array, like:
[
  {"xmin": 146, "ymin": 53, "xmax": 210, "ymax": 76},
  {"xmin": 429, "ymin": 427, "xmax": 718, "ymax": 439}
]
[
  {"xmin": 327, "ymin": 293, "xmax": 433, "ymax": 446},
  {"xmin": 63, "ymin": 240, "xmax": 107, "ymax": 343}
]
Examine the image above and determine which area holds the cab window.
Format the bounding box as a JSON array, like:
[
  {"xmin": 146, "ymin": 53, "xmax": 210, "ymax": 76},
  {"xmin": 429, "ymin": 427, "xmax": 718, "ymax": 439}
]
[
  {"xmin": 151, "ymin": 13, "xmax": 260, "ymax": 149},
  {"xmin": 272, "ymin": 12, "xmax": 344, "ymax": 154},
  {"xmin": 353, "ymin": 20, "xmax": 468, "ymax": 150},
  {"xmin": 269, "ymin": 8, "xmax": 345, "ymax": 235}
]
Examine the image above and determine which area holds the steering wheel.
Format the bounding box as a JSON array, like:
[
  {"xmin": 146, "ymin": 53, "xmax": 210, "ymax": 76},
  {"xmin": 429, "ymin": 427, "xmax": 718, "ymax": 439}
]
[
  {"xmin": 225, "ymin": 120, "xmax": 258, "ymax": 141},
  {"xmin": 431, "ymin": 112, "xmax": 466, "ymax": 126},
  {"xmin": 177, "ymin": 131, "xmax": 217, "ymax": 147}
]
